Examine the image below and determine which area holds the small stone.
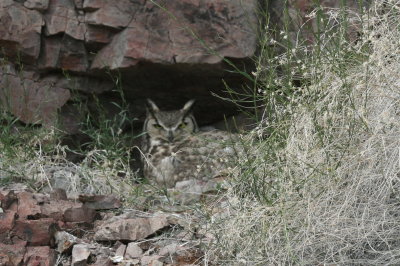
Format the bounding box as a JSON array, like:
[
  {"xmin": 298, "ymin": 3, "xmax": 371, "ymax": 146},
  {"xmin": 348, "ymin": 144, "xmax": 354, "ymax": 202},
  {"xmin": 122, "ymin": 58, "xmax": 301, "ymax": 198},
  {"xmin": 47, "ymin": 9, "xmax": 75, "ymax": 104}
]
[
  {"xmin": 125, "ymin": 243, "xmax": 143, "ymax": 259},
  {"xmin": 72, "ymin": 244, "xmax": 91, "ymax": 266},
  {"xmin": 50, "ymin": 188, "xmax": 68, "ymax": 200},
  {"xmin": 94, "ymin": 214, "xmax": 170, "ymax": 241},
  {"xmin": 79, "ymin": 194, "xmax": 122, "ymax": 210},
  {"xmin": 54, "ymin": 231, "xmax": 80, "ymax": 253},
  {"xmin": 64, "ymin": 206, "xmax": 96, "ymax": 223},
  {"xmin": 140, "ymin": 255, "xmax": 163, "ymax": 266},
  {"xmin": 114, "ymin": 243, "xmax": 126, "ymax": 258},
  {"xmin": 23, "ymin": 246, "xmax": 56, "ymax": 266},
  {"xmin": 175, "ymin": 230, "xmax": 194, "ymax": 241},
  {"xmin": 109, "ymin": 255, "xmax": 123, "ymax": 264},
  {"xmin": 130, "ymin": 258, "xmax": 140, "ymax": 264},
  {"xmin": 158, "ymin": 243, "xmax": 179, "ymax": 256},
  {"xmin": 61, "ymin": 222, "xmax": 93, "ymax": 236}
]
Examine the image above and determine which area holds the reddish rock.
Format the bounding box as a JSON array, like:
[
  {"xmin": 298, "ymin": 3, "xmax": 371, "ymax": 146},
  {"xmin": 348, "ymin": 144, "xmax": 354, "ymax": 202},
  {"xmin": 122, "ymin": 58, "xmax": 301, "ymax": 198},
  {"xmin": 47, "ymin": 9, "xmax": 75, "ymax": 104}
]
[
  {"xmin": 60, "ymin": 36, "xmax": 89, "ymax": 71},
  {"xmin": 13, "ymin": 218, "xmax": 55, "ymax": 246},
  {"xmin": 124, "ymin": 242, "xmax": 143, "ymax": 259},
  {"xmin": 41, "ymin": 199, "xmax": 82, "ymax": 220},
  {"xmin": 24, "ymin": 0, "xmax": 50, "ymax": 11},
  {"xmin": 32, "ymin": 193, "xmax": 50, "ymax": 205},
  {"xmin": 44, "ymin": 0, "xmax": 86, "ymax": 40},
  {"xmin": 0, "ymin": 0, "xmax": 260, "ymax": 135},
  {"xmin": 94, "ymin": 214, "xmax": 170, "ymax": 241},
  {"xmin": 71, "ymin": 244, "xmax": 91, "ymax": 266},
  {"xmin": 0, "ymin": 210, "xmax": 16, "ymax": 234},
  {"xmin": 23, "ymin": 246, "xmax": 56, "ymax": 266},
  {"xmin": 0, "ymin": 2, "xmax": 43, "ymax": 63},
  {"xmin": 84, "ymin": 0, "xmax": 142, "ymax": 28},
  {"xmin": 79, "ymin": 195, "xmax": 122, "ymax": 210},
  {"xmin": 50, "ymin": 188, "xmax": 68, "ymax": 200},
  {"xmin": 39, "ymin": 36, "xmax": 62, "ymax": 69},
  {"xmin": 0, "ymin": 190, "xmax": 18, "ymax": 211},
  {"xmin": 64, "ymin": 206, "xmax": 96, "ymax": 223},
  {"xmin": 91, "ymin": 0, "xmax": 257, "ymax": 69},
  {"xmin": 57, "ymin": 222, "xmax": 93, "ymax": 238},
  {"xmin": 0, "ymin": 242, "xmax": 27, "ymax": 266},
  {"xmin": 16, "ymin": 191, "xmax": 42, "ymax": 219},
  {"xmin": 0, "ymin": 64, "xmax": 71, "ymax": 126},
  {"xmin": 85, "ymin": 25, "xmax": 116, "ymax": 45},
  {"xmin": 39, "ymin": 35, "xmax": 89, "ymax": 71},
  {"xmin": 54, "ymin": 231, "xmax": 80, "ymax": 253}
]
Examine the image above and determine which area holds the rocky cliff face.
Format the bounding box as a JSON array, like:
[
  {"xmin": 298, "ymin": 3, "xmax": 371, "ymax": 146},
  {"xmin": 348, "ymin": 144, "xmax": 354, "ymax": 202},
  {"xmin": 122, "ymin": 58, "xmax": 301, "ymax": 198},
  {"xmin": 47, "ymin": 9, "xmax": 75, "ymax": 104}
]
[
  {"xmin": 0, "ymin": 0, "xmax": 369, "ymax": 132},
  {"xmin": 0, "ymin": 0, "xmax": 258, "ymax": 132}
]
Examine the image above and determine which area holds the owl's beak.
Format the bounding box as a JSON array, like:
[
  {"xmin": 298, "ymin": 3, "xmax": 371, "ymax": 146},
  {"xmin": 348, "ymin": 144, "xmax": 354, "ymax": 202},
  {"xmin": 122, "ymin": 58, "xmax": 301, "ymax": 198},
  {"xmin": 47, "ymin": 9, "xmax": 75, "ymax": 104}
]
[{"xmin": 168, "ymin": 130, "xmax": 174, "ymax": 142}]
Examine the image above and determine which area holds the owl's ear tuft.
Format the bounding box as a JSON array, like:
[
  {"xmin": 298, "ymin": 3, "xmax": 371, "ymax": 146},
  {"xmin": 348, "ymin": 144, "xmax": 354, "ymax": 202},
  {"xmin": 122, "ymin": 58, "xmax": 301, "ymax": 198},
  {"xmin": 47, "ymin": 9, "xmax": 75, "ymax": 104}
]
[
  {"xmin": 146, "ymin": 99, "xmax": 160, "ymax": 113},
  {"xmin": 182, "ymin": 99, "xmax": 196, "ymax": 114}
]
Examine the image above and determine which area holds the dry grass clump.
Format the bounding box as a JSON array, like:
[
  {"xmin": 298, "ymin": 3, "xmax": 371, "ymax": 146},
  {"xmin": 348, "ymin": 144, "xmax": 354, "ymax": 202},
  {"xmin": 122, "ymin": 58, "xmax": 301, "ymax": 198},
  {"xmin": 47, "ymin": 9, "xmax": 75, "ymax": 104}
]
[
  {"xmin": 207, "ymin": 1, "xmax": 400, "ymax": 265},
  {"xmin": 0, "ymin": 128, "xmax": 139, "ymax": 199}
]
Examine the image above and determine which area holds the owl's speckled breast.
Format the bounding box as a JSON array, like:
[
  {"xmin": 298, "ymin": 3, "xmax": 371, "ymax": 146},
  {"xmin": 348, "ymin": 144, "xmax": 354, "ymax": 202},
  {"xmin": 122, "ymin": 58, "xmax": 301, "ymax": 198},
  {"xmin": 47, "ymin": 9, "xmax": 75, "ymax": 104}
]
[
  {"xmin": 145, "ymin": 140, "xmax": 189, "ymax": 187},
  {"xmin": 141, "ymin": 99, "xmax": 238, "ymax": 188}
]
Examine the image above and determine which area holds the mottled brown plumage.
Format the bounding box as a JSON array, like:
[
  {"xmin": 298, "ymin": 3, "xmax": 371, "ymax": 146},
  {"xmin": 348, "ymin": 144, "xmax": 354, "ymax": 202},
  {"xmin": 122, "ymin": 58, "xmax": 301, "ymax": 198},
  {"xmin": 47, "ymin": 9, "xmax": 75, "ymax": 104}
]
[{"xmin": 141, "ymin": 99, "xmax": 237, "ymax": 188}]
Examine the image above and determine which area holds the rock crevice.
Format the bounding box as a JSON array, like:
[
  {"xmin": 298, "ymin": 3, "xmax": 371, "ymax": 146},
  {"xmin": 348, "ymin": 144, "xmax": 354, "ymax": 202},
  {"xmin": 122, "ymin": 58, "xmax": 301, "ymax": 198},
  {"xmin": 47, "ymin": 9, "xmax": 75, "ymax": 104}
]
[{"xmin": 0, "ymin": 0, "xmax": 258, "ymax": 129}]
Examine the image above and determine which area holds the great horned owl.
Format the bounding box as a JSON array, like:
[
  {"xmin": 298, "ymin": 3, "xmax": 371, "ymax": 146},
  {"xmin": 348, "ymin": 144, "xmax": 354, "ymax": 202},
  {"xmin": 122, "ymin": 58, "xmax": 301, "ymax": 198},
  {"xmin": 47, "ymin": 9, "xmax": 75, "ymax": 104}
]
[{"xmin": 141, "ymin": 99, "xmax": 237, "ymax": 188}]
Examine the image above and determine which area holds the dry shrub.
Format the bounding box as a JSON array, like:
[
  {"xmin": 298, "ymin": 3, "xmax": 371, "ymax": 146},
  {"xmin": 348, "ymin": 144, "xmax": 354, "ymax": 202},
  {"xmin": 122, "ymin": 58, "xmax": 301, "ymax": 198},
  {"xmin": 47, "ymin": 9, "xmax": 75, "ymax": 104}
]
[
  {"xmin": 0, "ymin": 129, "xmax": 138, "ymax": 199},
  {"xmin": 207, "ymin": 1, "xmax": 400, "ymax": 265}
]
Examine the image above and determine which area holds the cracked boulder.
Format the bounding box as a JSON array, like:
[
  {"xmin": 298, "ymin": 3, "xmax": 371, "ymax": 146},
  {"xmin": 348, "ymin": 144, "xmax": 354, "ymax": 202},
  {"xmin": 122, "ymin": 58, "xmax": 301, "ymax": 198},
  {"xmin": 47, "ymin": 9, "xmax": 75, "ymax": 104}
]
[
  {"xmin": 44, "ymin": 0, "xmax": 86, "ymax": 40},
  {"xmin": 0, "ymin": 64, "xmax": 70, "ymax": 126},
  {"xmin": 91, "ymin": 0, "xmax": 257, "ymax": 69},
  {"xmin": 0, "ymin": 1, "xmax": 43, "ymax": 64},
  {"xmin": 0, "ymin": 0, "xmax": 259, "ymax": 129},
  {"xmin": 94, "ymin": 212, "xmax": 170, "ymax": 241}
]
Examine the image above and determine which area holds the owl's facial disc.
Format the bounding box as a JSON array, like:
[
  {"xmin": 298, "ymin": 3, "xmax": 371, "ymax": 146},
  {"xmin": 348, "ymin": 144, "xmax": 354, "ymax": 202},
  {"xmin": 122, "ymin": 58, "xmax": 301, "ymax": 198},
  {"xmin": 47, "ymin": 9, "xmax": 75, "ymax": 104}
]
[
  {"xmin": 145, "ymin": 99, "xmax": 198, "ymax": 143},
  {"xmin": 147, "ymin": 116, "xmax": 194, "ymax": 143}
]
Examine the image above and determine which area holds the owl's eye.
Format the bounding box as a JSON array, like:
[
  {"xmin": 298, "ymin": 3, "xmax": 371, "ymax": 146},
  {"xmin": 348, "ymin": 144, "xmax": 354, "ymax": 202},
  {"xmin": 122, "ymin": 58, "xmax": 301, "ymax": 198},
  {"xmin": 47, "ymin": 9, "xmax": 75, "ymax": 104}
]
[
  {"xmin": 153, "ymin": 124, "xmax": 162, "ymax": 129},
  {"xmin": 179, "ymin": 122, "xmax": 188, "ymax": 128}
]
